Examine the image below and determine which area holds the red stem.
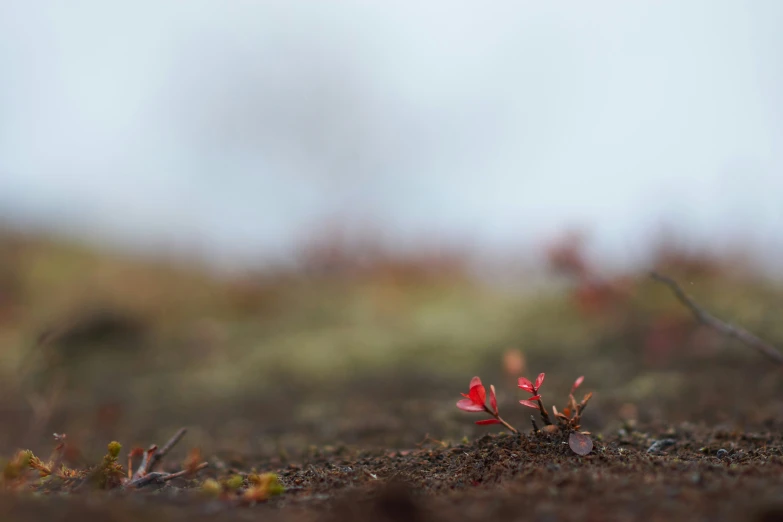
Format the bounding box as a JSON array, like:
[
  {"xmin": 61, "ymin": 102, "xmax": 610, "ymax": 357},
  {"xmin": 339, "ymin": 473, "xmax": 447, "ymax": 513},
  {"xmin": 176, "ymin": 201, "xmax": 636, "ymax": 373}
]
[{"xmin": 484, "ymin": 406, "xmax": 518, "ymax": 434}]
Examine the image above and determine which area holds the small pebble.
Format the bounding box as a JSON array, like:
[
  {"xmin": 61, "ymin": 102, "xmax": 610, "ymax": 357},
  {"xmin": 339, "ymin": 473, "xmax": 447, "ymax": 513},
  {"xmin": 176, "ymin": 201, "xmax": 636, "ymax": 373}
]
[
  {"xmin": 716, "ymin": 449, "xmax": 729, "ymax": 459},
  {"xmin": 646, "ymin": 438, "xmax": 677, "ymax": 454}
]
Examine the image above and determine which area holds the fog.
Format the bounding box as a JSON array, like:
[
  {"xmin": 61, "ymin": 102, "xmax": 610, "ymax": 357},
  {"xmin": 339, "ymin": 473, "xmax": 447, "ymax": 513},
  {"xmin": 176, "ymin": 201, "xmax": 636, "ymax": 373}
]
[{"xmin": 1, "ymin": 1, "xmax": 781, "ymax": 272}]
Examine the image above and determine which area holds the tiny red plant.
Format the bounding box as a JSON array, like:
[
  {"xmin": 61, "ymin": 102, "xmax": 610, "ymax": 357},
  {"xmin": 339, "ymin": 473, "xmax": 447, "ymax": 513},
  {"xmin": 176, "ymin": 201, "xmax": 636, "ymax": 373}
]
[
  {"xmin": 551, "ymin": 375, "xmax": 592, "ymax": 434},
  {"xmin": 518, "ymin": 372, "xmax": 552, "ymax": 425},
  {"xmin": 456, "ymin": 372, "xmax": 594, "ymax": 455},
  {"xmin": 456, "ymin": 377, "xmax": 518, "ymax": 434}
]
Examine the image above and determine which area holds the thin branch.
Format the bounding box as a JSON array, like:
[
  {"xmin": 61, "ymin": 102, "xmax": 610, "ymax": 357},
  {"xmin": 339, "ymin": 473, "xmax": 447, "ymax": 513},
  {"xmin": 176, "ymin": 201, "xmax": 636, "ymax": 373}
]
[
  {"xmin": 160, "ymin": 462, "xmax": 208, "ymax": 482},
  {"xmin": 121, "ymin": 428, "xmax": 206, "ymax": 489},
  {"xmin": 125, "ymin": 463, "xmax": 208, "ymax": 488},
  {"xmin": 150, "ymin": 427, "xmax": 187, "ymax": 470},
  {"xmin": 126, "ymin": 471, "xmax": 168, "ymax": 488},
  {"xmin": 132, "ymin": 445, "xmax": 158, "ymax": 481},
  {"xmin": 650, "ymin": 271, "xmax": 783, "ymax": 365}
]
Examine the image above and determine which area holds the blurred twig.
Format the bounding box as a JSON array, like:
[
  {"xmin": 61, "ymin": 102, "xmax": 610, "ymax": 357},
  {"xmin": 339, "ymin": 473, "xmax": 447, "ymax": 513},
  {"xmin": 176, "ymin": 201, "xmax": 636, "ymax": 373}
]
[
  {"xmin": 150, "ymin": 427, "xmax": 187, "ymax": 471},
  {"xmin": 650, "ymin": 272, "xmax": 783, "ymax": 365},
  {"xmin": 127, "ymin": 427, "xmax": 207, "ymax": 488}
]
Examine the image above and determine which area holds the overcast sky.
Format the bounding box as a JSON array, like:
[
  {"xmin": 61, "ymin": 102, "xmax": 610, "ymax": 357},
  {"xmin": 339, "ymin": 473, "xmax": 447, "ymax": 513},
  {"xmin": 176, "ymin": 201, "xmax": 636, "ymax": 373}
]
[{"xmin": 1, "ymin": 1, "xmax": 781, "ymax": 271}]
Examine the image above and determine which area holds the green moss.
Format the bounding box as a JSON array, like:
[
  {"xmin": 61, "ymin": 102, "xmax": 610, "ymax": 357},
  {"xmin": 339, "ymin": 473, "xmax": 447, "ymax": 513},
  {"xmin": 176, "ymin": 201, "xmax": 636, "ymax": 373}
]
[
  {"xmin": 94, "ymin": 442, "xmax": 125, "ymax": 489},
  {"xmin": 224, "ymin": 474, "xmax": 244, "ymax": 490},
  {"xmin": 3, "ymin": 450, "xmax": 33, "ymax": 481},
  {"xmin": 201, "ymin": 478, "xmax": 222, "ymax": 497},
  {"xmin": 247, "ymin": 473, "xmax": 285, "ymax": 497},
  {"xmin": 107, "ymin": 441, "xmax": 122, "ymax": 458}
]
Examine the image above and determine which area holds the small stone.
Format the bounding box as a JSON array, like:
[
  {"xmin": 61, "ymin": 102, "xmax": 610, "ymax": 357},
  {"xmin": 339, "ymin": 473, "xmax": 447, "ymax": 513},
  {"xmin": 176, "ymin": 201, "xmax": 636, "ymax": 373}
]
[
  {"xmin": 646, "ymin": 439, "xmax": 677, "ymax": 454},
  {"xmin": 569, "ymin": 432, "xmax": 593, "ymax": 456}
]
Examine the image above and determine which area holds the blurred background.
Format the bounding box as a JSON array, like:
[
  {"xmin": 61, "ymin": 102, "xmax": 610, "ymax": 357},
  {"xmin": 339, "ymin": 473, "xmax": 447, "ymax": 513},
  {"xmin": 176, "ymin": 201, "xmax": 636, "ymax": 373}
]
[{"xmin": 0, "ymin": 1, "xmax": 782, "ymax": 462}]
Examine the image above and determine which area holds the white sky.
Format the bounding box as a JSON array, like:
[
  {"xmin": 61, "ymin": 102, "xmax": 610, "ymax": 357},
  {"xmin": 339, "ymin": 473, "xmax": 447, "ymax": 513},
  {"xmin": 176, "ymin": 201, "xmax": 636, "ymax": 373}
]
[{"xmin": 1, "ymin": 1, "xmax": 781, "ymax": 271}]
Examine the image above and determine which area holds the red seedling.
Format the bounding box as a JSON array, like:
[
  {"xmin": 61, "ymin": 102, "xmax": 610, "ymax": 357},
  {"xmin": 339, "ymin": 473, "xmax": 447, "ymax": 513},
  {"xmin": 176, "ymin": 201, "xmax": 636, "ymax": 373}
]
[
  {"xmin": 517, "ymin": 372, "xmax": 545, "ymax": 394},
  {"xmin": 552, "ymin": 376, "xmax": 592, "ymax": 431},
  {"xmin": 457, "ymin": 376, "xmax": 518, "ymax": 434},
  {"xmin": 456, "ymin": 372, "xmax": 594, "ymax": 456},
  {"xmin": 518, "ymin": 372, "xmax": 552, "ymax": 425}
]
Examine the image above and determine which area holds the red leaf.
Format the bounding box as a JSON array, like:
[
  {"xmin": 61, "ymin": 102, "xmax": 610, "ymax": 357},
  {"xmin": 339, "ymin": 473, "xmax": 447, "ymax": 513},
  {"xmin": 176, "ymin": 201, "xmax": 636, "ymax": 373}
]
[
  {"xmin": 519, "ymin": 399, "xmax": 540, "ymax": 409},
  {"xmin": 517, "ymin": 377, "xmax": 534, "ymax": 393},
  {"xmin": 458, "ymin": 376, "xmax": 487, "ymax": 411},
  {"xmin": 475, "ymin": 419, "xmax": 502, "ymax": 426},
  {"xmin": 457, "ymin": 399, "xmax": 485, "ymax": 412},
  {"xmin": 527, "ymin": 395, "xmax": 541, "ymax": 401},
  {"xmin": 581, "ymin": 392, "xmax": 593, "ymax": 405},
  {"xmin": 571, "ymin": 376, "xmax": 584, "ymax": 393},
  {"xmin": 489, "ymin": 384, "xmax": 498, "ymax": 415},
  {"xmin": 569, "ymin": 432, "xmax": 593, "ymax": 456},
  {"xmin": 469, "ymin": 383, "xmax": 486, "ymax": 406},
  {"xmin": 535, "ymin": 373, "xmax": 545, "ymax": 390}
]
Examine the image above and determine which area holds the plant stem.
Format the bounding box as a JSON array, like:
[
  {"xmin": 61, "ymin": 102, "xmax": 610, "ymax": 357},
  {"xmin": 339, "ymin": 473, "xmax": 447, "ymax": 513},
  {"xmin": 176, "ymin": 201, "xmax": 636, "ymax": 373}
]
[
  {"xmin": 536, "ymin": 398, "xmax": 552, "ymax": 425},
  {"xmin": 485, "ymin": 406, "xmax": 518, "ymax": 434},
  {"xmin": 495, "ymin": 414, "xmax": 518, "ymax": 434}
]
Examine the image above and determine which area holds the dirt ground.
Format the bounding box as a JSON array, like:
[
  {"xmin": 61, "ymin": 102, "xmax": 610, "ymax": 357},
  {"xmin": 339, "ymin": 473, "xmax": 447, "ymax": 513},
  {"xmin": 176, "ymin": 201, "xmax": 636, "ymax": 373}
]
[
  {"xmin": 4, "ymin": 421, "xmax": 783, "ymax": 522},
  {"xmin": 4, "ymin": 352, "xmax": 783, "ymax": 522}
]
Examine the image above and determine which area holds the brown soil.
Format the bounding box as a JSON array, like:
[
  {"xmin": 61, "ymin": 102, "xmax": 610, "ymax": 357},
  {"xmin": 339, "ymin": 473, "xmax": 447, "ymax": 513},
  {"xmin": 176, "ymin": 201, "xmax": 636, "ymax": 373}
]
[
  {"xmin": 5, "ymin": 416, "xmax": 783, "ymax": 521},
  {"xmin": 5, "ymin": 351, "xmax": 783, "ymax": 522}
]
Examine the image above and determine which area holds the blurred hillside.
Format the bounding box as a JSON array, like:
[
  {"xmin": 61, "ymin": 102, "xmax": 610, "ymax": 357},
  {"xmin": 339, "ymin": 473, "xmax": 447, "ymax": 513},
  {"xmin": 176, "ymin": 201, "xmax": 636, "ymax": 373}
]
[{"xmin": 1, "ymin": 227, "xmax": 782, "ymax": 461}]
